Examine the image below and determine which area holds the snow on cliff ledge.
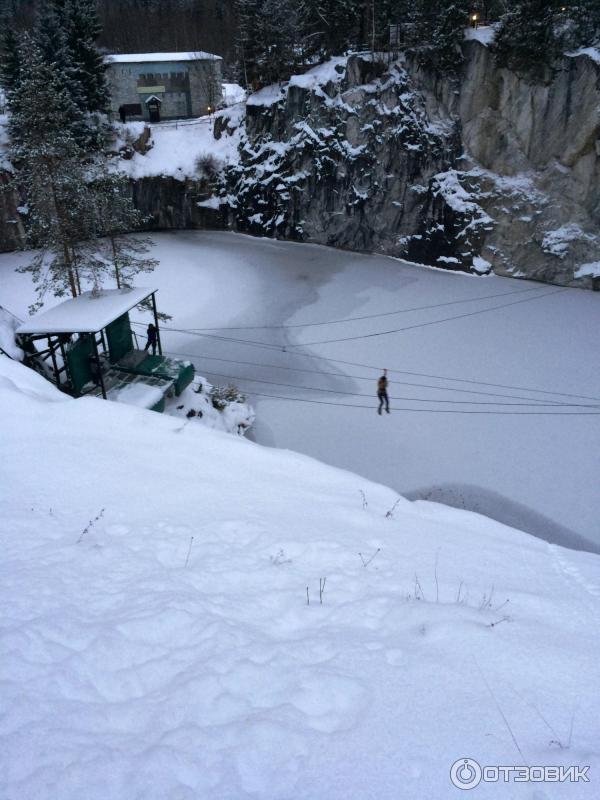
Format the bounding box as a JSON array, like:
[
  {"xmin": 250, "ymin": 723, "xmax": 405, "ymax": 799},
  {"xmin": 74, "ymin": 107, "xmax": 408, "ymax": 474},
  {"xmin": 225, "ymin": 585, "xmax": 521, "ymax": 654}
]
[{"xmin": 1, "ymin": 354, "xmax": 599, "ymax": 799}]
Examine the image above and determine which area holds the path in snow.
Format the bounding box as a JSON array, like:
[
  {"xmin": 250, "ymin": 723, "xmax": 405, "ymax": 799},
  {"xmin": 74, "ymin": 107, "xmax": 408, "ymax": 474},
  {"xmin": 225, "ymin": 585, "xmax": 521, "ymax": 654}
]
[{"xmin": 1, "ymin": 230, "xmax": 599, "ymax": 551}]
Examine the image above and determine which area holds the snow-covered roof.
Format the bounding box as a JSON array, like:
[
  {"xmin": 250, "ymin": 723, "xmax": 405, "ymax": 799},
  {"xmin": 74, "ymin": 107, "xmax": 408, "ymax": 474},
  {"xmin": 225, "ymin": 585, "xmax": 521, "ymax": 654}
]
[
  {"xmin": 104, "ymin": 51, "xmax": 222, "ymax": 64},
  {"xmin": 17, "ymin": 287, "xmax": 157, "ymax": 335}
]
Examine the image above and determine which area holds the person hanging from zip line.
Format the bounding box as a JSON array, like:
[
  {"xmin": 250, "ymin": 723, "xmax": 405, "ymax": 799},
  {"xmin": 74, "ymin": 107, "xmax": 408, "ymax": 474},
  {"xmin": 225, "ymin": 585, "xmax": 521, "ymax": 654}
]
[{"xmin": 377, "ymin": 369, "xmax": 390, "ymax": 415}]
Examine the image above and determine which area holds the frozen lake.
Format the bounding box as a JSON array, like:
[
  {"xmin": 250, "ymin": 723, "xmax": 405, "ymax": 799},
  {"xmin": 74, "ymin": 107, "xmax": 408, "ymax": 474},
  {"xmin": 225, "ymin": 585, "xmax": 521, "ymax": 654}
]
[{"xmin": 2, "ymin": 230, "xmax": 599, "ymax": 551}]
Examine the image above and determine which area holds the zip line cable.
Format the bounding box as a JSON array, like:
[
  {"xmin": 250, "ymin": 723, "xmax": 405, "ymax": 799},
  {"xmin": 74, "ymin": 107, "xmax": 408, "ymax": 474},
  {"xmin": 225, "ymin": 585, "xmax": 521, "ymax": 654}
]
[
  {"xmin": 161, "ymin": 348, "xmax": 600, "ymax": 409},
  {"xmin": 161, "ymin": 351, "xmax": 581, "ymax": 406},
  {"xmin": 285, "ymin": 288, "xmax": 568, "ymax": 348},
  {"xmin": 185, "ymin": 367, "xmax": 600, "ymax": 408},
  {"xmin": 158, "ymin": 341, "xmax": 600, "ymax": 405},
  {"xmin": 182, "ymin": 284, "xmax": 548, "ymax": 331},
  {"xmin": 132, "ymin": 284, "xmax": 599, "ymax": 404},
  {"xmin": 204, "ymin": 388, "xmax": 600, "ymax": 416},
  {"xmin": 293, "ymin": 354, "xmax": 600, "ymax": 404},
  {"xmin": 135, "ymin": 288, "xmax": 566, "ymax": 351},
  {"xmin": 131, "ymin": 321, "xmax": 284, "ymax": 353}
]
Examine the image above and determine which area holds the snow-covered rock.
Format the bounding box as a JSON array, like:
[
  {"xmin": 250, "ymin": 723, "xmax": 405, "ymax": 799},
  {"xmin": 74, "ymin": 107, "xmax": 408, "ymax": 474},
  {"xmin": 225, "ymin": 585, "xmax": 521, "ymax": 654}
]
[
  {"xmin": 223, "ymin": 46, "xmax": 600, "ymax": 286},
  {"xmin": 449, "ymin": 41, "xmax": 600, "ymax": 285},
  {"xmin": 227, "ymin": 55, "xmax": 482, "ymax": 271},
  {"xmin": 165, "ymin": 373, "xmax": 255, "ymax": 435}
]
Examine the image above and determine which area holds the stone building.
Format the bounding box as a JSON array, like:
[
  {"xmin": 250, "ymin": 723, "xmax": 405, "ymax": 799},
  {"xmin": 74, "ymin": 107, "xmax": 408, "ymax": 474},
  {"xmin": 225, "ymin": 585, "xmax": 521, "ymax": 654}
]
[{"xmin": 104, "ymin": 52, "xmax": 223, "ymax": 123}]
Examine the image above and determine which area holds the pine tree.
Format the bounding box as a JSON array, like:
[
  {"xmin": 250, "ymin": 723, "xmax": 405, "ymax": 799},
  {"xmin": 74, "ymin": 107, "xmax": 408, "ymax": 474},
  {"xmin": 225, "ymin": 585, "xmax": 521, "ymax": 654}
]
[
  {"xmin": 429, "ymin": 1, "xmax": 470, "ymax": 73},
  {"xmin": 9, "ymin": 36, "xmax": 106, "ymax": 307},
  {"xmin": 0, "ymin": 28, "xmax": 22, "ymax": 98},
  {"xmin": 236, "ymin": 0, "xmax": 310, "ymax": 86},
  {"xmin": 258, "ymin": 0, "xmax": 308, "ymax": 84},
  {"xmin": 64, "ymin": 0, "xmax": 109, "ymax": 113},
  {"xmin": 35, "ymin": 0, "xmax": 109, "ymax": 147},
  {"xmin": 235, "ymin": 0, "xmax": 261, "ymax": 87},
  {"xmin": 567, "ymin": 1, "xmax": 600, "ymax": 48},
  {"xmin": 494, "ymin": 0, "xmax": 565, "ymax": 76},
  {"xmin": 305, "ymin": 0, "xmax": 363, "ymax": 56},
  {"xmin": 91, "ymin": 170, "xmax": 158, "ymax": 290},
  {"xmin": 36, "ymin": 0, "xmax": 86, "ymax": 114},
  {"xmin": 402, "ymin": 0, "xmax": 470, "ymax": 75}
]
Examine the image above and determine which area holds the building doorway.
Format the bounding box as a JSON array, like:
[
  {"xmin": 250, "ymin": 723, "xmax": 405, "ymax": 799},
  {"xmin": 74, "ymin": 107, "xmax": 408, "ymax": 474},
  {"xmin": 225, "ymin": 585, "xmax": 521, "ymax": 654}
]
[{"xmin": 145, "ymin": 95, "xmax": 162, "ymax": 123}]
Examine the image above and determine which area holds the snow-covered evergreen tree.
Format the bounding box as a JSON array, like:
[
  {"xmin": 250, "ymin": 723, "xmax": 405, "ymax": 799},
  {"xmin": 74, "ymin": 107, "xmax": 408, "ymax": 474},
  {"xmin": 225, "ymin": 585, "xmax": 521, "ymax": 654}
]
[
  {"xmin": 494, "ymin": 0, "xmax": 564, "ymax": 76},
  {"xmin": 35, "ymin": 0, "xmax": 87, "ymax": 115},
  {"xmin": 305, "ymin": 0, "xmax": 362, "ymax": 56},
  {"xmin": 403, "ymin": 0, "xmax": 469, "ymax": 74},
  {"xmin": 567, "ymin": 0, "xmax": 600, "ymax": 48},
  {"xmin": 64, "ymin": 0, "xmax": 109, "ymax": 113},
  {"xmin": 234, "ymin": 0, "xmax": 261, "ymax": 87},
  {"xmin": 9, "ymin": 37, "xmax": 106, "ymax": 306},
  {"xmin": 259, "ymin": 0, "xmax": 308, "ymax": 83},
  {"xmin": 0, "ymin": 28, "xmax": 22, "ymax": 101},
  {"xmin": 236, "ymin": 0, "xmax": 309, "ymax": 86},
  {"xmin": 429, "ymin": 1, "xmax": 470, "ymax": 72}
]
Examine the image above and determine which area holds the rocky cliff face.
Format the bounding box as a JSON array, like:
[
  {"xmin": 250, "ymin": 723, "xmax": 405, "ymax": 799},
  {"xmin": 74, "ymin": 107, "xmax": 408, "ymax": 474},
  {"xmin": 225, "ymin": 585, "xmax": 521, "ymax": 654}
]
[
  {"xmin": 224, "ymin": 56, "xmax": 482, "ymax": 270},
  {"xmin": 2, "ymin": 43, "xmax": 599, "ymax": 287},
  {"xmin": 416, "ymin": 42, "xmax": 600, "ymax": 285},
  {"xmin": 222, "ymin": 45, "xmax": 600, "ymax": 287},
  {"xmin": 131, "ymin": 175, "xmax": 226, "ymax": 231},
  {"xmin": 0, "ymin": 169, "xmax": 226, "ymax": 253}
]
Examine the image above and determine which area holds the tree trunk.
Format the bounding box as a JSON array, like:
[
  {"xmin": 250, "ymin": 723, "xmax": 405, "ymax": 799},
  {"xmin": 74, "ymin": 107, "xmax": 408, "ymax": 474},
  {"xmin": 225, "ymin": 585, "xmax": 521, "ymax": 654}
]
[{"xmin": 111, "ymin": 235, "xmax": 121, "ymax": 288}]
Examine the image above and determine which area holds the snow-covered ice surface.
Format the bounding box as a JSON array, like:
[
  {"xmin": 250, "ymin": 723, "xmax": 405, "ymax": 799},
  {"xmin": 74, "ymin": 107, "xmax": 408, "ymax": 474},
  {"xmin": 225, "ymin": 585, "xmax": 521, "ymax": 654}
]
[
  {"xmin": 1, "ymin": 351, "xmax": 600, "ymax": 799},
  {"xmin": 1, "ymin": 231, "xmax": 599, "ymax": 553}
]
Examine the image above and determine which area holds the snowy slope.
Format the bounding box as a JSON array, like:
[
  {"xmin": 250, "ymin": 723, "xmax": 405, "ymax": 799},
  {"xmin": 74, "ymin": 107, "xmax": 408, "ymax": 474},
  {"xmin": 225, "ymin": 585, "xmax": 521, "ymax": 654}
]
[
  {"xmin": 1, "ymin": 232, "xmax": 599, "ymax": 552},
  {"xmin": 1, "ymin": 354, "xmax": 600, "ymax": 799}
]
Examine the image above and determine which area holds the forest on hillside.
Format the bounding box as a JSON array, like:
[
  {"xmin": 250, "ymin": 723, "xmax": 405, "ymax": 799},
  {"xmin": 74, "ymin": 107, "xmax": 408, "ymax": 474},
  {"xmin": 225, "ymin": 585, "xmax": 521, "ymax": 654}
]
[
  {"xmin": 1, "ymin": 1, "xmax": 598, "ymax": 77},
  {"xmin": 1, "ymin": 1, "xmax": 238, "ymax": 59}
]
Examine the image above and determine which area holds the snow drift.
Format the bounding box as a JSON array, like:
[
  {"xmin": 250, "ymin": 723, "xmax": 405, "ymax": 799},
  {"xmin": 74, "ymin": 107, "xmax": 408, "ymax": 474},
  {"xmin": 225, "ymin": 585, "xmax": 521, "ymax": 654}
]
[{"xmin": 1, "ymin": 354, "xmax": 599, "ymax": 799}]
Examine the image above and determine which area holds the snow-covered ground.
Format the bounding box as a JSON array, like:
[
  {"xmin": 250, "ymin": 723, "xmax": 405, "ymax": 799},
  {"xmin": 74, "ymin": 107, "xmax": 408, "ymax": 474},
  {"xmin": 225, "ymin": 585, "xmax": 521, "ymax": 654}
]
[
  {"xmin": 1, "ymin": 231, "xmax": 599, "ymax": 554},
  {"xmin": 464, "ymin": 25, "xmax": 497, "ymax": 46},
  {"xmin": 1, "ymin": 350, "xmax": 600, "ymax": 799},
  {"xmin": 567, "ymin": 45, "xmax": 600, "ymax": 64},
  {"xmin": 111, "ymin": 102, "xmax": 243, "ymax": 180}
]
